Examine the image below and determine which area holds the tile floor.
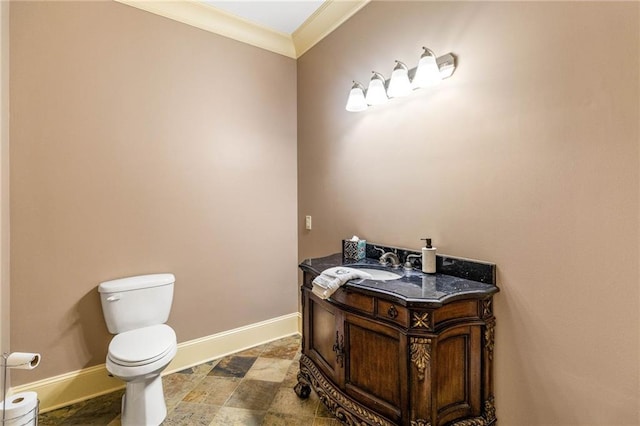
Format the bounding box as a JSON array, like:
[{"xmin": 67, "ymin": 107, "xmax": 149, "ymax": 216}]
[{"xmin": 38, "ymin": 335, "xmax": 339, "ymax": 425}]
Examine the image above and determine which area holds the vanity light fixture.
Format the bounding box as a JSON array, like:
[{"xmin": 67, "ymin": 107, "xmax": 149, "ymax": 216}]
[
  {"xmin": 413, "ymin": 47, "xmax": 442, "ymax": 88},
  {"xmin": 387, "ymin": 61, "xmax": 412, "ymax": 98},
  {"xmin": 345, "ymin": 47, "xmax": 456, "ymax": 112},
  {"xmin": 365, "ymin": 72, "xmax": 389, "ymax": 106},
  {"xmin": 345, "ymin": 81, "xmax": 368, "ymax": 112}
]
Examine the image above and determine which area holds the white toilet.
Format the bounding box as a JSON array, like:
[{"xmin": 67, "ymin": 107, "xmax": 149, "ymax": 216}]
[{"xmin": 98, "ymin": 273, "xmax": 178, "ymax": 426}]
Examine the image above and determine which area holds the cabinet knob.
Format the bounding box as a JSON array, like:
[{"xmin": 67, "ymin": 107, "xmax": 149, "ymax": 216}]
[{"xmin": 387, "ymin": 305, "xmax": 399, "ymax": 319}]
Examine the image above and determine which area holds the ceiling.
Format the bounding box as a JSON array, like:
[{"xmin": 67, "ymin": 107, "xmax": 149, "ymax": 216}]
[
  {"xmin": 203, "ymin": 1, "xmax": 325, "ymax": 35},
  {"xmin": 115, "ymin": 0, "xmax": 370, "ymax": 59}
]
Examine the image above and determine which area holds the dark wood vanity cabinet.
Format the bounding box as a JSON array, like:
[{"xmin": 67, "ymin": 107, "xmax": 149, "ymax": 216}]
[{"xmin": 295, "ymin": 268, "xmax": 497, "ymax": 426}]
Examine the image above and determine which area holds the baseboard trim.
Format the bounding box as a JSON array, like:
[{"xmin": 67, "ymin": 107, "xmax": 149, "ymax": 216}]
[{"xmin": 11, "ymin": 312, "xmax": 301, "ymax": 413}]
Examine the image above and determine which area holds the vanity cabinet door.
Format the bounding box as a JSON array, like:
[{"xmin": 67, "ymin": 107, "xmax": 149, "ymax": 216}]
[
  {"xmin": 343, "ymin": 313, "xmax": 408, "ymax": 424},
  {"xmin": 305, "ymin": 291, "xmax": 343, "ymax": 386},
  {"xmin": 433, "ymin": 324, "xmax": 482, "ymax": 425}
]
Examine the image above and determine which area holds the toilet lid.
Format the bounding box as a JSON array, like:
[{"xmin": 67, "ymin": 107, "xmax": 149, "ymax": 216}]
[{"xmin": 109, "ymin": 324, "xmax": 176, "ymax": 366}]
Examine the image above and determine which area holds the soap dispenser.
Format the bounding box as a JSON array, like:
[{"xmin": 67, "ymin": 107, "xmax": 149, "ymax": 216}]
[{"xmin": 421, "ymin": 238, "xmax": 436, "ymax": 274}]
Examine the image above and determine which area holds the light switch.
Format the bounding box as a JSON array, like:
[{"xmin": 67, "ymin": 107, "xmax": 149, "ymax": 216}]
[{"xmin": 305, "ymin": 215, "xmax": 312, "ymax": 230}]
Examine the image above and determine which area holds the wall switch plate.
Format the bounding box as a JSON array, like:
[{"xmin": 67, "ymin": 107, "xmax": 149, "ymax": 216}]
[{"xmin": 305, "ymin": 215, "xmax": 312, "ymax": 230}]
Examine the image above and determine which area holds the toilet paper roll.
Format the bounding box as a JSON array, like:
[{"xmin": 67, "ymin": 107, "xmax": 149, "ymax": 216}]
[
  {"xmin": 0, "ymin": 391, "xmax": 38, "ymax": 424},
  {"xmin": 4, "ymin": 352, "xmax": 40, "ymax": 370}
]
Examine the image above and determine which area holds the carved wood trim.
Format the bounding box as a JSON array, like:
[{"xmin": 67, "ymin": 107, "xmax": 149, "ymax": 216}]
[
  {"xmin": 299, "ymin": 354, "xmax": 395, "ymax": 426},
  {"xmin": 450, "ymin": 394, "xmax": 496, "ymax": 425},
  {"xmin": 483, "ymin": 394, "xmax": 496, "ymax": 424},
  {"xmin": 411, "ymin": 312, "xmax": 430, "ymax": 328},
  {"xmin": 482, "ymin": 299, "xmax": 492, "ymax": 318},
  {"xmin": 410, "ymin": 420, "xmax": 432, "ymax": 426},
  {"xmin": 484, "ymin": 317, "xmax": 496, "ymax": 361},
  {"xmin": 409, "ymin": 337, "xmax": 431, "ymax": 381},
  {"xmin": 452, "ymin": 417, "xmax": 487, "ymax": 426}
]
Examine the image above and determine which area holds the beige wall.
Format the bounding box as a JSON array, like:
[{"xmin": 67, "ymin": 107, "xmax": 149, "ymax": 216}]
[
  {"xmin": 10, "ymin": 1, "xmax": 298, "ymax": 385},
  {"xmin": 298, "ymin": 2, "xmax": 639, "ymax": 425}
]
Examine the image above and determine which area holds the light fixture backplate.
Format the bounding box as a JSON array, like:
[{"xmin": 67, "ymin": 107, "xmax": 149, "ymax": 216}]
[{"xmin": 436, "ymin": 53, "xmax": 456, "ymax": 79}]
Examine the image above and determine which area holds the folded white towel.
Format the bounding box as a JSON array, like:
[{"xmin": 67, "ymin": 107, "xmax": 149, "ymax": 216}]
[{"xmin": 311, "ymin": 267, "xmax": 372, "ymax": 300}]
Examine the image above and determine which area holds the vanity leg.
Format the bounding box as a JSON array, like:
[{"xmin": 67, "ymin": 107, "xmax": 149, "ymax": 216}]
[{"xmin": 294, "ymin": 370, "xmax": 311, "ymax": 399}]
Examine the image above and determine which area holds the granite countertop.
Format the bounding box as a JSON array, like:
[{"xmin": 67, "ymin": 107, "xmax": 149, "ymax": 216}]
[{"xmin": 299, "ymin": 253, "xmax": 500, "ymax": 307}]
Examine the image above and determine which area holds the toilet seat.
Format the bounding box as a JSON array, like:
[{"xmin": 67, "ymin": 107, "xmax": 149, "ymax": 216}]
[{"xmin": 108, "ymin": 324, "xmax": 176, "ymax": 367}]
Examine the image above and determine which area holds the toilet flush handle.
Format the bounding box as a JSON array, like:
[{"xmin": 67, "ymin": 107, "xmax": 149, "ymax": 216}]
[{"xmin": 106, "ymin": 294, "xmax": 121, "ymax": 302}]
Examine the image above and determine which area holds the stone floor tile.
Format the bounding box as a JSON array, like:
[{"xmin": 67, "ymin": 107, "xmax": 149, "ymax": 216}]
[
  {"xmin": 268, "ymin": 386, "xmax": 320, "ymax": 418},
  {"xmin": 106, "ymin": 415, "xmax": 122, "ymax": 425},
  {"xmin": 313, "ymin": 418, "xmax": 341, "ymax": 425},
  {"xmin": 281, "ymin": 361, "xmax": 301, "ymax": 388},
  {"xmin": 176, "ymin": 360, "xmax": 216, "ymax": 377},
  {"xmin": 224, "ymin": 379, "xmax": 280, "ymax": 411},
  {"xmin": 39, "ymin": 404, "xmax": 84, "ymax": 426},
  {"xmin": 182, "ymin": 376, "xmax": 241, "ymax": 406},
  {"xmin": 163, "ymin": 371, "xmax": 207, "ymax": 410},
  {"xmin": 262, "ymin": 411, "xmax": 316, "ymax": 426},
  {"xmin": 315, "ymin": 399, "xmax": 334, "ymax": 418},
  {"xmin": 162, "ymin": 401, "xmax": 220, "ymax": 426},
  {"xmin": 208, "ymin": 406, "xmax": 266, "ymax": 426},
  {"xmin": 261, "ymin": 335, "xmax": 301, "ymax": 360},
  {"xmin": 209, "ymin": 356, "xmax": 257, "ymax": 378},
  {"xmin": 244, "ymin": 357, "xmax": 293, "ymax": 382},
  {"xmin": 58, "ymin": 390, "xmax": 123, "ymax": 425}
]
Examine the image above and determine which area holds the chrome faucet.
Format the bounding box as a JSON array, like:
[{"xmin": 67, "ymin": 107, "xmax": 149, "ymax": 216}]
[
  {"xmin": 379, "ymin": 252, "xmax": 401, "ymax": 268},
  {"xmin": 404, "ymin": 254, "xmax": 421, "ymax": 271}
]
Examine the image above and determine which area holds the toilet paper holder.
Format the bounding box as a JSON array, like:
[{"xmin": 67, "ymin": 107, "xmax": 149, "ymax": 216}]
[{"xmin": 2, "ymin": 352, "xmax": 41, "ymax": 425}]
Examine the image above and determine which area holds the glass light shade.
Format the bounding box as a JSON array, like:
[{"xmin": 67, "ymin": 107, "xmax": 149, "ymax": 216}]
[
  {"xmin": 365, "ymin": 72, "xmax": 388, "ymax": 106},
  {"xmin": 387, "ymin": 61, "xmax": 412, "ymax": 98},
  {"xmin": 345, "ymin": 82, "xmax": 368, "ymax": 112},
  {"xmin": 413, "ymin": 48, "xmax": 442, "ymax": 88}
]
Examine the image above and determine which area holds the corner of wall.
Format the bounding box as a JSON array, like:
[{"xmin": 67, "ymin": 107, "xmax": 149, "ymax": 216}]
[{"xmin": 0, "ymin": 0, "xmax": 10, "ymax": 392}]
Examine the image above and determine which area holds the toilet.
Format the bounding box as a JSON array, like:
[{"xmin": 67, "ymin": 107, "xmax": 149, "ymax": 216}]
[{"xmin": 98, "ymin": 273, "xmax": 178, "ymax": 426}]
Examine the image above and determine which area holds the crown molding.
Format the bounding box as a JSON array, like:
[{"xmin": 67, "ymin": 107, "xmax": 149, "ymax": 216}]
[
  {"xmin": 115, "ymin": 0, "xmax": 296, "ymax": 58},
  {"xmin": 293, "ymin": 0, "xmax": 370, "ymax": 58},
  {"xmin": 114, "ymin": 0, "xmax": 370, "ymax": 59}
]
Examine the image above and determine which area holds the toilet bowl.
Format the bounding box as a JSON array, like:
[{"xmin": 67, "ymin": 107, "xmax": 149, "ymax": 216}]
[
  {"xmin": 98, "ymin": 273, "xmax": 177, "ymax": 426},
  {"xmin": 107, "ymin": 325, "xmax": 177, "ymax": 426}
]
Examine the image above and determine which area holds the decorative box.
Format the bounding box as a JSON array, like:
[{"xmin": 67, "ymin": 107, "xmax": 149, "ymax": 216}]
[{"xmin": 342, "ymin": 239, "xmax": 366, "ymax": 261}]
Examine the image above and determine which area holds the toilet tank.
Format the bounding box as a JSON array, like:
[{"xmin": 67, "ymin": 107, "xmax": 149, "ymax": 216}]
[{"xmin": 98, "ymin": 273, "xmax": 175, "ymax": 334}]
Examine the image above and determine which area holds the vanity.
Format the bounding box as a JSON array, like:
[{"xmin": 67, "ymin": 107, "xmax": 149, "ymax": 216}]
[{"xmin": 295, "ymin": 246, "xmax": 499, "ymax": 426}]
